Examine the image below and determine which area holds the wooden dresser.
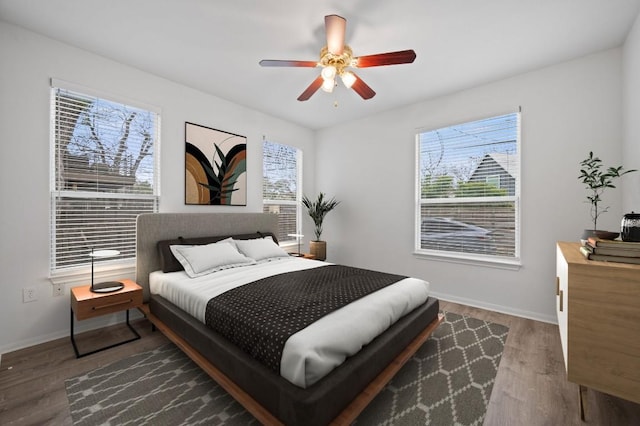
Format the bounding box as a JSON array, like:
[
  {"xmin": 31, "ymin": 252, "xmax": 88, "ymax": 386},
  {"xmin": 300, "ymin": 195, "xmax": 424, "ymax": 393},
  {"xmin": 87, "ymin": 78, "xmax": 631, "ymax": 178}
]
[{"xmin": 555, "ymin": 241, "xmax": 640, "ymax": 416}]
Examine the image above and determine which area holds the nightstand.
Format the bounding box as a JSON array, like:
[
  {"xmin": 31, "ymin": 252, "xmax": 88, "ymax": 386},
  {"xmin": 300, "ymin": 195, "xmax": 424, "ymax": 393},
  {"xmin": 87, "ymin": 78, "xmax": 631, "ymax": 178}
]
[
  {"xmin": 289, "ymin": 253, "xmax": 316, "ymax": 259},
  {"xmin": 70, "ymin": 279, "xmax": 143, "ymax": 358}
]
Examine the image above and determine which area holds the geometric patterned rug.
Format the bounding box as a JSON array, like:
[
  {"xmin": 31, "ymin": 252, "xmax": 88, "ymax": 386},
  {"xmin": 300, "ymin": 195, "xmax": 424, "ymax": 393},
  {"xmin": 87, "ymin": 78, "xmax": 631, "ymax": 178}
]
[
  {"xmin": 65, "ymin": 311, "xmax": 508, "ymax": 425},
  {"xmin": 355, "ymin": 312, "xmax": 509, "ymax": 425}
]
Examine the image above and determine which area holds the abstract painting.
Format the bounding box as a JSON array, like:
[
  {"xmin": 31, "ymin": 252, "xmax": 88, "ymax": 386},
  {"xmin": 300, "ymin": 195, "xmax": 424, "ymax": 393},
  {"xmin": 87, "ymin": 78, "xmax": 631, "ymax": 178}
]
[{"xmin": 185, "ymin": 122, "xmax": 247, "ymax": 205}]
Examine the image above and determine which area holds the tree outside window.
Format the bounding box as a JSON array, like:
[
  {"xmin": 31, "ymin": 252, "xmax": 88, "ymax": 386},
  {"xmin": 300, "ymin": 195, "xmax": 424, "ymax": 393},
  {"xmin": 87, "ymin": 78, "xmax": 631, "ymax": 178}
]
[
  {"xmin": 51, "ymin": 85, "xmax": 159, "ymax": 271},
  {"xmin": 262, "ymin": 141, "xmax": 302, "ymax": 244}
]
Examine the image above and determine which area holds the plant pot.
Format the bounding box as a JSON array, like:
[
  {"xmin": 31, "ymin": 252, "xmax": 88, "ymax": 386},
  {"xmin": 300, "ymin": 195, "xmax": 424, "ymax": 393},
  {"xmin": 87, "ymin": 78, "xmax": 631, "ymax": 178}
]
[
  {"xmin": 581, "ymin": 229, "xmax": 620, "ymax": 240},
  {"xmin": 309, "ymin": 240, "xmax": 327, "ymax": 261}
]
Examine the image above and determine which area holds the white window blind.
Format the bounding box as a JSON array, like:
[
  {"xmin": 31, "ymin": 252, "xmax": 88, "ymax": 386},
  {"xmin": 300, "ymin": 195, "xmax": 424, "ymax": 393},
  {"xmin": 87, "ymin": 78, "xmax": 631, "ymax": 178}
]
[
  {"xmin": 262, "ymin": 141, "xmax": 302, "ymax": 244},
  {"xmin": 416, "ymin": 112, "xmax": 520, "ymax": 261},
  {"xmin": 50, "ymin": 84, "xmax": 159, "ymax": 272}
]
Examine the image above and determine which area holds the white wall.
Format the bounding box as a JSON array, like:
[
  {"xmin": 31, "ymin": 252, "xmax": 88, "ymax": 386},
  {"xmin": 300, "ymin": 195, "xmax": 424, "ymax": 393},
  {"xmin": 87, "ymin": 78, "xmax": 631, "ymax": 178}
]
[
  {"xmin": 623, "ymin": 13, "xmax": 640, "ymax": 212},
  {"xmin": 0, "ymin": 22, "xmax": 315, "ymax": 354},
  {"xmin": 315, "ymin": 48, "xmax": 625, "ymax": 323}
]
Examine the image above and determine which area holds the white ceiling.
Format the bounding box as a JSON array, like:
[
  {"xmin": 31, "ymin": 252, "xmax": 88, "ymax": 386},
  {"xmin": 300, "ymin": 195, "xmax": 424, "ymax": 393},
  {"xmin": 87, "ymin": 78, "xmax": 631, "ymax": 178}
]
[{"xmin": 1, "ymin": 0, "xmax": 639, "ymax": 130}]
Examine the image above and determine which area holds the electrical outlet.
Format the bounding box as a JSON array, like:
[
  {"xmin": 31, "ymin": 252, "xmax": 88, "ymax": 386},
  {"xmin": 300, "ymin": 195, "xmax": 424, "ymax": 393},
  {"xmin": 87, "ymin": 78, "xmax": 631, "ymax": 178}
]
[
  {"xmin": 23, "ymin": 287, "xmax": 38, "ymax": 303},
  {"xmin": 53, "ymin": 284, "xmax": 64, "ymax": 297}
]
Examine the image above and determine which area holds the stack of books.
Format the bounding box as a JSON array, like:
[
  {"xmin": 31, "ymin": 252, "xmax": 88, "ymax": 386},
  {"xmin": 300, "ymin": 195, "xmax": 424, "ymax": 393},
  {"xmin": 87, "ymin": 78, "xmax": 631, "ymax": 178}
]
[{"xmin": 580, "ymin": 237, "xmax": 640, "ymax": 264}]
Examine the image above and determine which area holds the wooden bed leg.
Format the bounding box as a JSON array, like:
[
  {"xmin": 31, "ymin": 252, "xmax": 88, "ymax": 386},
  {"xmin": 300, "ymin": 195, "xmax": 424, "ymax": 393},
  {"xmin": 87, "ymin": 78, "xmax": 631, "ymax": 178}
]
[{"xmin": 579, "ymin": 384, "xmax": 587, "ymax": 422}]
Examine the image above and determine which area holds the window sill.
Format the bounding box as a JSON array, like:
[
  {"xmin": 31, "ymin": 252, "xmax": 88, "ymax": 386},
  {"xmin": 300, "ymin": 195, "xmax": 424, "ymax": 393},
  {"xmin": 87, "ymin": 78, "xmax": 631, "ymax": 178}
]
[
  {"xmin": 413, "ymin": 250, "xmax": 521, "ymax": 270},
  {"xmin": 50, "ymin": 261, "xmax": 136, "ymax": 287}
]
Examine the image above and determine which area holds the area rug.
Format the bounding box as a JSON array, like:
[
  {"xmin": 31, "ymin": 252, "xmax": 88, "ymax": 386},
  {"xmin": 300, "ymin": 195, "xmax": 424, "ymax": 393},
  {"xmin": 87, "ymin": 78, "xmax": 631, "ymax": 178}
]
[{"xmin": 65, "ymin": 311, "xmax": 508, "ymax": 425}]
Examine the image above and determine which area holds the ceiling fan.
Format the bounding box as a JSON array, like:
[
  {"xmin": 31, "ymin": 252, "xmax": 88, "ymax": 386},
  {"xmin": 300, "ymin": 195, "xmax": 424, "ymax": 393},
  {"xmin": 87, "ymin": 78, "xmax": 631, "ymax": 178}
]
[{"xmin": 259, "ymin": 14, "xmax": 416, "ymax": 101}]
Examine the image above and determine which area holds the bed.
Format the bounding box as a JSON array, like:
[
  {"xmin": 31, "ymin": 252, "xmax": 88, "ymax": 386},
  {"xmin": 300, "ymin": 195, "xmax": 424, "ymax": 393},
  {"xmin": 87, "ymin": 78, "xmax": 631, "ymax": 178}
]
[{"xmin": 136, "ymin": 212, "xmax": 442, "ymax": 425}]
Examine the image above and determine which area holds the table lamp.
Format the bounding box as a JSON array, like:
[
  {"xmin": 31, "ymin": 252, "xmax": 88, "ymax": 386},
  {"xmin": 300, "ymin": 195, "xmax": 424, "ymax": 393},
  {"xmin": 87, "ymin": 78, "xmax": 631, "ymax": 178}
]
[
  {"xmin": 89, "ymin": 249, "xmax": 124, "ymax": 293},
  {"xmin": 287, "ymin": 234, "xmax": 304, "ymax": 257}
]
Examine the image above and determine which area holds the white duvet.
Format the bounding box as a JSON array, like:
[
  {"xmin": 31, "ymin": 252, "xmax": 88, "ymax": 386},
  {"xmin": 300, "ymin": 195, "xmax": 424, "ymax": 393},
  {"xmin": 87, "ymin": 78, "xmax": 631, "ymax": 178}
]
[{"xmin": 150, "ymin": 257, "xmax": 430, "ymax": 388}]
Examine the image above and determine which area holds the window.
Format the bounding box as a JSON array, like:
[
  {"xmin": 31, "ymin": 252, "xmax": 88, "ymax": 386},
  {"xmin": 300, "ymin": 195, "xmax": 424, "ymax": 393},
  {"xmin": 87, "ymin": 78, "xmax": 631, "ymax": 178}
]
[
  {"xmin": 416, "ymin": 112, "xmax": 520, "ymax": 263},
  {"xmin": 50, "ymin": 82, "xmax": 159, "ymax": 274},
  {"xmin": 263, "ymin": 140, "xmax": 302, "ymax": 245},
  {"xmin": 485, "ymin": 175, "xmax": 501, "ymax": 189}
]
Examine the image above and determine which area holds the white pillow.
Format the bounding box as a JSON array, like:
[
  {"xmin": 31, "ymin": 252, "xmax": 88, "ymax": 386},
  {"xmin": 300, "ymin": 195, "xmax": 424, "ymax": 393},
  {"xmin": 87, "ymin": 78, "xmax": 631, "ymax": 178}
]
[
  {"xmin": 234, "ymin": 238, "xmax": 290, "ymax": 262},
  {"xmin": 170, "ymin": 242, "xmax": 255, "ymax": 278},
  {"xmin": 217, "ymin": 237, "xmax": 237, "ymax": 248}
]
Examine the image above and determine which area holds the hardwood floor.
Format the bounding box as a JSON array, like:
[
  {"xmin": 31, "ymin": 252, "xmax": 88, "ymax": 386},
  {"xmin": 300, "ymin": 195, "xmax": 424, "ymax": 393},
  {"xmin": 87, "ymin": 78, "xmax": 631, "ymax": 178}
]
[
  {"xmin": 441, "ymin": 301, "xmax": 640, "ymax": 426},
  {"xmin": 0, "ymin": 317, "xmax": 168, "ymax": 426},
  {"xmin": 0, "ymin": 302, "xmax": 638, "ymax": 425}
]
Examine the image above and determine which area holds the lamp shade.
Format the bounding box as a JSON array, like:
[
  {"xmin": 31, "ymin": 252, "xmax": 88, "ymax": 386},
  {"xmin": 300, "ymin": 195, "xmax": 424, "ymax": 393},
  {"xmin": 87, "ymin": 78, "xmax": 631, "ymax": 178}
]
[
  {"xmin": 321, "ymin": 78, "xmax": 335, "ymax": 93},
  {"xmin": 287, "ymin": 234, "xmax": 304, "ymax": 257},
  {"xmin": 89, "ymin": 249, "xmax": 124, "ymax": 293},
  {"xmin": 341, "ymin": 71, "xmax": 356, "ymax": 89},
  {"xmin": 89, "ymin": 249, "xmax": 120, "ymax": 258},
  {"xmin": 321, "ymin": 65, "xmax": 337, "ymax": 81}
]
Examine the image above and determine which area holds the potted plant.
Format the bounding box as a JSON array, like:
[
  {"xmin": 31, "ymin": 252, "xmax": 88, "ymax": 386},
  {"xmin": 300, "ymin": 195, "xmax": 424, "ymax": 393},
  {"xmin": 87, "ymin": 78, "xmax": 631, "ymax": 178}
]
[
  {"xmin": 302, "ymin": 192, "xmax": 340, "ymax": 260},
  {"xmin": 578, "ymin": 151, "xmax": 636, "ymax": 239}
]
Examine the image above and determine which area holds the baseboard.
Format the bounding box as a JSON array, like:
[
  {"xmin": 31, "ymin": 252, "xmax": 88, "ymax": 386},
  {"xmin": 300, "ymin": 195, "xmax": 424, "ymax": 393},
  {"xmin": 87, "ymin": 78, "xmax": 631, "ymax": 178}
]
[
  {"xmin": 2, "ymin": 294, "xmax": 555, "ymax": 357},
  {"xmin": 0, "ymin": 309, "xmax": 146, "ymax": 357},
  {"xmin": 1, "ymin": 329, "xmax": 72, "ymax": 358},
  {"xmin": 430, "ymin": 290, "xmax": 557, "ymax": 324}
]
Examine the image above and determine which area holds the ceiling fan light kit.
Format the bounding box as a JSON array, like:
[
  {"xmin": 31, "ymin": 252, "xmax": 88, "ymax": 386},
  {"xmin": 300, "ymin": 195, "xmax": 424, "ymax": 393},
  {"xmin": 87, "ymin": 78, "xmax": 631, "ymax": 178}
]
[
  {"xmin": 321, "ymin": 78, "xmax": 335, "ymax": 93},
  {"xmin": 259, "ymin": 14, "xmax": 416, "ymax": 102}
]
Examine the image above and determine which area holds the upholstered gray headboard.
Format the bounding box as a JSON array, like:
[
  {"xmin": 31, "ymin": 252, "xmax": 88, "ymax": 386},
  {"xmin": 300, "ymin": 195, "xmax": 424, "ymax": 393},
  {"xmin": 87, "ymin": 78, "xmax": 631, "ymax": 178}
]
[{"xmin": 136, "ymin": 212, "xmax": 278, "ymax": 302}]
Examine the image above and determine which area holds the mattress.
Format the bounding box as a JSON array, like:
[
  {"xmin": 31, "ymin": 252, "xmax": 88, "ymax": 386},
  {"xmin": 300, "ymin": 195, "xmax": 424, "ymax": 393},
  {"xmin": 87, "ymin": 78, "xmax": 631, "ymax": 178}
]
[{"xmin": 149, "ymin": 257, "xmax": 430, "ymax": 388}]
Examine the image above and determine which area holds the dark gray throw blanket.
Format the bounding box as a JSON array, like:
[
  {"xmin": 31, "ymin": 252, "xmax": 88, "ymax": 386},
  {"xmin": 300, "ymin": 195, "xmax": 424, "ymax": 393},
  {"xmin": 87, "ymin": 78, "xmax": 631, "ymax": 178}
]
[{"xmin": 205, "ymin": 265, "xmax": 407, "ymax": 373}]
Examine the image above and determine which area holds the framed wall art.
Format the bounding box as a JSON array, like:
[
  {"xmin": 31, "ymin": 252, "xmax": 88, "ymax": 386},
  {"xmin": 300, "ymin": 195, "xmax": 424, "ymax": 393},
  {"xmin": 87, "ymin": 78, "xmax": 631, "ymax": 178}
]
[{"xmin": 185, "ymin": 122, "xmax": 247, "ymax": 205}]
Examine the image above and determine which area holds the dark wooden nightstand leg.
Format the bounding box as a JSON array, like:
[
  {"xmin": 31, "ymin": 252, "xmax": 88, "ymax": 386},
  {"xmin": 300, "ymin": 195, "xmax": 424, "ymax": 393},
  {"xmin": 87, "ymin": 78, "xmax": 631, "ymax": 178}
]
[
  {"xmin": 70, "ymin": 308, "xmax": 81, "ymax": 358},
  {"xmin": 70, "ymin": 309, "xmax": 141, "ymax": 358}
]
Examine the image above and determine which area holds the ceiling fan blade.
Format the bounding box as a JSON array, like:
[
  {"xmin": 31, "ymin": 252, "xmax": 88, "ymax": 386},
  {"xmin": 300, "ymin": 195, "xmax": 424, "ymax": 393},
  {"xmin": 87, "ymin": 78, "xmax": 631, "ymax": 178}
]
[
  {"xmin": 354, "ymin": 49, "xmax": 417, "ymax": 68},
  {"xmin": 297, "ymin": 76, "xmax": 324, "ymax": 101},
  {"xmin": 259, "ymin": 59, "xmax": 318, "ymax": 67},
  {"xmin": 350, "ymin": 73, "xmax": 376, "ymax": 100},
  {"xmin": 325, "ymin": 14, "xmax": 346, "ymax": 55}
]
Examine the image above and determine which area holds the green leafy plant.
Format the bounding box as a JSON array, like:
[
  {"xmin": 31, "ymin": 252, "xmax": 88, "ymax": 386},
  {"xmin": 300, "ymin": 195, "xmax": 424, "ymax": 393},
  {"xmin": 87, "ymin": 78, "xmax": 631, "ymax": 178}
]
[
  {"xmin": 302, "ymin": 192, "xmax": 340, "ymax": 241},
  {"xmin": 579, "ymin": 151, "xmax": 636, "ymax": 231}
]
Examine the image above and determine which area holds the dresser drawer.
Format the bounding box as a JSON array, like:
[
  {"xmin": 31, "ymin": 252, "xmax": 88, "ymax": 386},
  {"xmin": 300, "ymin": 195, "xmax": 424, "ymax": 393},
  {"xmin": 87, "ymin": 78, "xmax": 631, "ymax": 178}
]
[{"xmin": 71, "ymin": 280, "xmax": 143, "ymax": 320}]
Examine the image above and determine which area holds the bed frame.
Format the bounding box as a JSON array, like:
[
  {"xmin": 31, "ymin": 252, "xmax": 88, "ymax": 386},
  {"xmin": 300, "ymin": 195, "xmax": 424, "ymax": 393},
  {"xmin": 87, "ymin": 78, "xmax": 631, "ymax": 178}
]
[{"xmin": 136, "ymin": 212, "xmax": 443, "ymax": 425}]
